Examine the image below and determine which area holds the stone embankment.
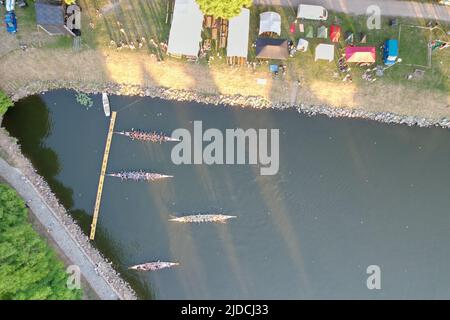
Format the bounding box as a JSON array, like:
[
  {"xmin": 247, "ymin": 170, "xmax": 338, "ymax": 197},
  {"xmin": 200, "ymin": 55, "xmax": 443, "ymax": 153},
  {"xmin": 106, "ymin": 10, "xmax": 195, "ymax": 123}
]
[{"xmin": 11, "ymin": 80, "xmax": 450, "ymax": 129}]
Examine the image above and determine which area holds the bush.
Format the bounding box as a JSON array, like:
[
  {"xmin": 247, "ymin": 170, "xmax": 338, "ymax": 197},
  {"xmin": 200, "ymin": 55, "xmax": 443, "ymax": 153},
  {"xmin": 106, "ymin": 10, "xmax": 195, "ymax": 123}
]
[
  {"xmin": 196, "ymin": 0, "xmax": 252, "ymax": 19},
  {"xmin": 0, "ymin": 184, "xmax": 82, "ymax": 300},
  {"xmin": 0, "ymin": 91, "xmax": 13, "ymax": 116}
]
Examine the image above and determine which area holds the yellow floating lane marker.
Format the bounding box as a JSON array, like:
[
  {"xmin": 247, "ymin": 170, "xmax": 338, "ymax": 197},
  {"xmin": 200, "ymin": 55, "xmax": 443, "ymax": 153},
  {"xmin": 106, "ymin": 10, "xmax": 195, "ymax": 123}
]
[{"xmin": 90, "ymin": 111, "xmax": 117, "ymax": 240}]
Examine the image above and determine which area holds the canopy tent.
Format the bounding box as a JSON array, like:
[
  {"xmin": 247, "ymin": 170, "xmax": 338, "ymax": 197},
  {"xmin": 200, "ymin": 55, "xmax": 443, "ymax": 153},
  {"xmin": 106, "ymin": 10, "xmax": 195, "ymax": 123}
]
[
  {"xmin": 259, "ymin": 11, "xmax": 281, "ymax": 36},
  {"xmin": 227, "ymin": 8, "xmax": 250, "ymax": 58},
  {"xmin": 314, "ymin": 44, "xmax": 334, "ymax": 62},
  {"xmin": 345, "ymin": 46, "xmax": 376, "ymax": 63},
  {"xmin": 35, "ymin": 0, "xmax": 74, "ymax": 36},
  {"xmin": 330, "ymin": 25, "xmax": 341, "ymax": 42},
  {"xmin": 167, "ymin": 0, "xmax": 204, "ymax": 57},
  {"xmin": 317, "ymin": 25, "xmax": 328, "ymax": 39},
  {"xmin": 256, "ymin": 38, "xmax": 289, "ymax": 60},
  {"xmin": 296, "ymin": 38, "xmax": 309, "ymax": 52}
]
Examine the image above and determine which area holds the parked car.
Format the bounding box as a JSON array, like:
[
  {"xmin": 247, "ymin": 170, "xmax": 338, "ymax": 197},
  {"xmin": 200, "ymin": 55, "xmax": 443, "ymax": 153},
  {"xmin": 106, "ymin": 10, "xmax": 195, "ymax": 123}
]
[
  {"xmin": 5, "ymin": 11, "xmax": 17, "ymax": 33},
  {"xmin": 297, "ymin": 4, "xmax": 328, "ymax": 21}
]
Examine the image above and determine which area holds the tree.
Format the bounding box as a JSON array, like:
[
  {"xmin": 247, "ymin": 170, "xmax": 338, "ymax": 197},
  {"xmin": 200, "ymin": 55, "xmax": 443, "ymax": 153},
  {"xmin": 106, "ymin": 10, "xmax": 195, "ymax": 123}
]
[
  {"xmin": 0, "ymin": 184, "xmax": 82, "ymax": 300},
  {"xmin": 0, "ymin": 91, "xmax": 13, "ymax": 116},
  {"xmin": 195, "ymin": 0, "xmax": 252, "ymax": 19}
]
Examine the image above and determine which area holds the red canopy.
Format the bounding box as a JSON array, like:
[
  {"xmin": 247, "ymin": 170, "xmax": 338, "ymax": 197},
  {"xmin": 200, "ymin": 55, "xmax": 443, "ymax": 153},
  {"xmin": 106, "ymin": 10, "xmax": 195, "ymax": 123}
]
[
  {"xmin": 330, "ymin": 25, "xmax": 341, "ymax": 43},
  {"xmin": 345, "ymin": 46, "xmax": 376, "ymax": 63}
]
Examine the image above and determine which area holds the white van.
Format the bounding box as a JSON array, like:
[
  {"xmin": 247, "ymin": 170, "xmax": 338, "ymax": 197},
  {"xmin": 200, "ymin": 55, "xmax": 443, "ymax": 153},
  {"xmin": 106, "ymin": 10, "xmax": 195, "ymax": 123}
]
[{"xmin": 297, "ymin": 4, "xmax": 328, "ymax": 21}]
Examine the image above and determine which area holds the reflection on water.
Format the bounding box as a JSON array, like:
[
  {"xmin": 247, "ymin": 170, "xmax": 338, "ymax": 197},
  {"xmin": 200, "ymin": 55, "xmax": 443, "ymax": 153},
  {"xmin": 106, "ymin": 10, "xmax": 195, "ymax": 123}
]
[{"xmin": 4, "ymin": 90, "xmax": 450, "ymax": 299}]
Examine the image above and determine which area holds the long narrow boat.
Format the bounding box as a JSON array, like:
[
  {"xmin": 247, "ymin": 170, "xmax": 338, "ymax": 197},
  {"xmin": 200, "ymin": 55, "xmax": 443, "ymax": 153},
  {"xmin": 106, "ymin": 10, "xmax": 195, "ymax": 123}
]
[
  {"xmin": 107, "ymin": 170, "xmax": 173, "ymax": 182},
  {"xmin": 169, "ymin": 214, "xmax": 237, "ymax": 224},
  {"xmin": 102, "ymin": 92, "xmax": 111, "ymax": 117},
  {"xmin": 129, "ymin": 261, "xmax": 179, "ymax": 271},
  {"xmin": 115, "ymin": 129, "xmax": 179, "ymax": 143}
]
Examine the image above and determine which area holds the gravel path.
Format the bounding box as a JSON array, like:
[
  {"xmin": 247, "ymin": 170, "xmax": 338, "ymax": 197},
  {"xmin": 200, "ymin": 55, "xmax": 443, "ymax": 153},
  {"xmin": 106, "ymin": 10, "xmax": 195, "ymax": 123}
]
[
  {"xmin": 0, "ymin": 157, "xmax": 121, "ymax": 300},
  {"xmin": 256, "ymin": 0, "xmax": 450, "ymax": 22}
]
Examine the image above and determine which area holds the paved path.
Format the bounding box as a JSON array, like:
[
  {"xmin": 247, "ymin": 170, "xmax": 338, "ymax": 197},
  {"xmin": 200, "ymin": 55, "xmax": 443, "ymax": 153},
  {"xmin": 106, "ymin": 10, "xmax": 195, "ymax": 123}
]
[
  {"xmin": 255, "ymin": 0, "xmax": 450, "ymax": 22},
  {"xmin": 0, "ymin": 157, "xmax": 119, "ymax": 300}
]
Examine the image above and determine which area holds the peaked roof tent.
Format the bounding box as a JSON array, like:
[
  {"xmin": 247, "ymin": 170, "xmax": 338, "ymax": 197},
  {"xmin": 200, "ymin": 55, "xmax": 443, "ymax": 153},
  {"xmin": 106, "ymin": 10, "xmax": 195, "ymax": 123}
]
[
  {"xmin": 256, "ymin": 38, "xmax": 289, "ymax": 60},
  {"xmin": 167, "ymin": 0, "xmax": 204, "ymax": 57},
  {"xmin": 227, "ymin": 8, "xmax": 250, "ymax": 58},
  {"xmin": 345, "ymin": 46, "xmax": 376, "ymax": 63},
  {"xmin": 35, "ymin": 0, "xmax": 74, "ymax": 36},
  {"xmin": 330, "ymin": 25, "xmax": 341, "ymax": 42},
  {"xmin": 259, "ymin": 11, "xmax": 281, "ymax": 36},
  {"xmin": 305, "ymin": 25, "xmax": 314, "ymax": 38},
  {"xmin": 344, "ymin": 31, "xmax": 354, "ymax": 43},
  {"xmin": 317, "ymin": 25, "xmax": 328, "ymax": 39}
]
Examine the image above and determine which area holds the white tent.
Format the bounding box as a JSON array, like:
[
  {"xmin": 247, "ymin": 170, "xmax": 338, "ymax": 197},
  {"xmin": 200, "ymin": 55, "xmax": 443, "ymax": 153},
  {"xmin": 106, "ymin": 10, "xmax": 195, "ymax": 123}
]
[
  {"xmin": 297, "ymin": 39, "xmax": 309, "ymax": 52},
  {"xmin": 314, "ymin": 44, "xmax": 335, "ymax": 62},
  {"xmin": 259, "ymin": 11, "xmax": 281, "ymax": 36},
  {"xmin": 6, "ymin": 0, "xmax": 15, "ymax": 12},
  {"xmin": 227, "ymin": 8, "xmax": 250, "ymax": 58},
  {"xmin": 167, "ymin": 0, "xmax": 204, "ymax": 57}
]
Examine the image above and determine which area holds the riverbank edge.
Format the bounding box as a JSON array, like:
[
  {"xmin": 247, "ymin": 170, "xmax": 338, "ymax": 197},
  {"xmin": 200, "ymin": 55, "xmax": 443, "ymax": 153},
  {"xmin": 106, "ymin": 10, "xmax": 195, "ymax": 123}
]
[
  {"xmin": 0, "ymin": 126, "xmax": 138, "ymax": 300},
  {"xmin": 10, "ymin": 80, "xmax": 450, "ymax": 129}
]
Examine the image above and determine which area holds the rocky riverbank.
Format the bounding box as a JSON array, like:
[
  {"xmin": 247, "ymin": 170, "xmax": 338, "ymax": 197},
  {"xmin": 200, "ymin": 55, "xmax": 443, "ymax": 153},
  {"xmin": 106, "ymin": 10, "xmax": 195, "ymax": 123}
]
[
  {"xmin": 0, "ymin": 126, "xmax": 137, "ymax": 300},
  {"xmin": 10, "ymin": 80, "xmax": 450, "ymax": 129}
]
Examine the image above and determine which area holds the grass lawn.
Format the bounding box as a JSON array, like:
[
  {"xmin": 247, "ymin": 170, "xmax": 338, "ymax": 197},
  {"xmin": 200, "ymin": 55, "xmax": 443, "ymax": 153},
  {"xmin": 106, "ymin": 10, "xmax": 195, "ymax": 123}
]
[
  {"xmin": 399, "ymin": 24, "xmax": 430, "ymax": 66},
  {"xmin": 2, "ymin": 0, "xmax": 449, "ymax": 94},
  {"xmin": 24, "ymin": 0, "xmax": 448, "ymax": 93},
  {"xmin": 246, "ymin": 5, "xmax": 449, "ymax": 92},
  {"xmin": 79, "ymin": 0, "xmax": 170, "ymax": 56},
  {"xmin": 14, "ymin": 3, "xmax": 37, "ymax": 36}
]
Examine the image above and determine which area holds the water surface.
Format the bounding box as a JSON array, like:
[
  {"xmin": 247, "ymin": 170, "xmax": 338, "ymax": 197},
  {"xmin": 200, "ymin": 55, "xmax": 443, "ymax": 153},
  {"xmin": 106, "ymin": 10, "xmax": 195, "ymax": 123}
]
[{"xmin": 4, "ymin": 90, "xmax": 450, "ymax": 299}]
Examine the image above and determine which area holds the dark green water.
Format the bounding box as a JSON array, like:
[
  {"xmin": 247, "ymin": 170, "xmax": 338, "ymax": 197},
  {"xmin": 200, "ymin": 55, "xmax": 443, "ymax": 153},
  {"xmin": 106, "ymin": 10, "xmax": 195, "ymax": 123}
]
[{"xmin": 4, "ymin": 89, "xmax": 450, "ymax": 299}]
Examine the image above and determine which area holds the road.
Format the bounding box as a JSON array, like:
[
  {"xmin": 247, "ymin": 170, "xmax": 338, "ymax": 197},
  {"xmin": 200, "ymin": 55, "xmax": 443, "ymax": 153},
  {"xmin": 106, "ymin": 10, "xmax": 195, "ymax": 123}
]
[
  {"xmin": 254, "ymin": 0, "xmax": 450, "ymax": 22},
  {"xmin": 0, "ymin": 157, "xmax": 121, "ymax": 300}
]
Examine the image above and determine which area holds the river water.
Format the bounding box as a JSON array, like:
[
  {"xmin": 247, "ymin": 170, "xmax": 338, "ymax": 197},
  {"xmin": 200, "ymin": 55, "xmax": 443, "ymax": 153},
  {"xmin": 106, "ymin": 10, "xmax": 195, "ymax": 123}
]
[{"xmin": 3, "ymin": 89, "xmax": 450, "ymax": 299}]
